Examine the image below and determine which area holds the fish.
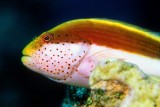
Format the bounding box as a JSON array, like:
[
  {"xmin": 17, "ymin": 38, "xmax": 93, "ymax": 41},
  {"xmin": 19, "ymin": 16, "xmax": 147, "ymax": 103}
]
[{"xmin": 21, "ymin": 19, "xmax": 160, "ymax": 88}]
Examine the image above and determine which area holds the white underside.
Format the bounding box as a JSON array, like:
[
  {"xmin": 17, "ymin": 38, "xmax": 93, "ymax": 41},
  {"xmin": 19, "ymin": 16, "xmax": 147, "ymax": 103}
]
[
  {"xmin": 63, "ymin": 44, "xmax": 160, "ymax": 88},
  {"xmin": 86, "ymin": 44, "xmax": 160, "ymax": 76}
]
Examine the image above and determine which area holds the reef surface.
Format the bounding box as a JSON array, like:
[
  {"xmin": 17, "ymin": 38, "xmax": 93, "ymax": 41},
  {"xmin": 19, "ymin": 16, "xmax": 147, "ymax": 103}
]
[{"xmin": 62, "ymin": 60, "xmax": 160, "ymax": 107}]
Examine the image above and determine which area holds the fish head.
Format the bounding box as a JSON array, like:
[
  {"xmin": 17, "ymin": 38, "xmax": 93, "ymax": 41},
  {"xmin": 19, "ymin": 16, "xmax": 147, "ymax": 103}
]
[{"xmin": 21, "ymin": 30, "xmax": 91, "ymax": 83}]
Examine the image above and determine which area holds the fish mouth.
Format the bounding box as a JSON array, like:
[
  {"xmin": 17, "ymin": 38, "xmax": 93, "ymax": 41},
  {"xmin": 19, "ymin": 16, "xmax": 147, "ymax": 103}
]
[
  {"xmin": 22, "ymin": 54, "xmax": 31, "ymax": 57},
  {"xmin": 21, "ymin": 46, "xmax": 33, "ymax": 63},
  {"xmin": 21, "ymin": 55, "xmax": 32, "ymax": 64},
  {"xmin": 21, "ymin": 46, "xmax": 34, "ymax": 63}
]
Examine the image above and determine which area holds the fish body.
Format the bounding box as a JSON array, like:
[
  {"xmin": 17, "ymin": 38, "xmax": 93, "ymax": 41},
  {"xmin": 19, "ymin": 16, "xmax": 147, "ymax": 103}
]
[{"xmin": 21, "ymin": 19, "xmax": 160, "ymax": 88}]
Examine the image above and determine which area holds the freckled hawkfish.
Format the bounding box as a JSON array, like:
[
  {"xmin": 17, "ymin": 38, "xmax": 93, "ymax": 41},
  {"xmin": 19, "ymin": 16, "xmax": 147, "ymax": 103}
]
[{"xmin": 21, "ymin": 19, "xmax": 160, "ymax": 88}]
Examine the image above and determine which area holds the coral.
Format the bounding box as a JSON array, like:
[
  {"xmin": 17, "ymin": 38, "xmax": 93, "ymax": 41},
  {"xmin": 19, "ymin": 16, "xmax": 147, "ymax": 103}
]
[
  {"xmin": 88, "ymin": 80, "xmax": 129, "ymax": 107},
  {"xmin": 89, "ymin": 60, "xmax": 160, "ymax": 107},
  {"xmin": 62, "ymin": 60, "xmax": 160, "ymax": 107},
  {"xmin": 62, "ymin": 86, "xmax": 90, "ymax": 107}
]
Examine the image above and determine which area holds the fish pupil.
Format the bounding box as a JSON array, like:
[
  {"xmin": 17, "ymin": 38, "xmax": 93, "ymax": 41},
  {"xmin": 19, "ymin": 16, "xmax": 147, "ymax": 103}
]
[
  {"xmin": 44, "ymin": 35, "xmax": 50, "ymax": 41},
  {"xmin": 43, "ymin": 33, "xmax": 52, "ymax": 42}
]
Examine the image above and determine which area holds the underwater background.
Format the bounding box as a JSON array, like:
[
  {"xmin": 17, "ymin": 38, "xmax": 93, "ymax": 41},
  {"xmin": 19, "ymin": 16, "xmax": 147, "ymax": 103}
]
[{"xmin": 0, "ymin": 0, "xmax": 160, "ymax": 107}]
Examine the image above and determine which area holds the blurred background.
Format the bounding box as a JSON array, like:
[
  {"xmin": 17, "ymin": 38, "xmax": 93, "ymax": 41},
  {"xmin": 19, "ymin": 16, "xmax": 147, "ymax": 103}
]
[{"xmin": 0, "ymin": 0, "xmax": 160, "ymax": 107}]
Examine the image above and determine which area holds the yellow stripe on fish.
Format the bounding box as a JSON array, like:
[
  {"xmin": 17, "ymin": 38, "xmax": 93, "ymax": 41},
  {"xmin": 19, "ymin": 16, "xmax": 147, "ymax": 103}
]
[{"xmin": 49, "ymin": 19, "xmax": 160, "ymax": 59}]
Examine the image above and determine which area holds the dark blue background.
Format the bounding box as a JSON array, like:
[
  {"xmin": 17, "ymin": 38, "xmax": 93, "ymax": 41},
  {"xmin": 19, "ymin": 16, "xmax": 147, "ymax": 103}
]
[{"xmin": 0, "ymin": 0, "xmax": 160, "ymax": 107}]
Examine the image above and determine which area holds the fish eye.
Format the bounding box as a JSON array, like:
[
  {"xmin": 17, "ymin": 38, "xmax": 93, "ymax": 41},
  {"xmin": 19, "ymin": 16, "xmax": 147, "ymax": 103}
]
[{"xmin": 42, "ymin": 33, "xmax": 53, "ymax": 42}]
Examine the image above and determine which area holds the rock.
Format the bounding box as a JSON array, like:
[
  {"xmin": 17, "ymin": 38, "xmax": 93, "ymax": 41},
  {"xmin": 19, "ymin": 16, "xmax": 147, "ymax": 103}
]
[
  {"xmin": 89, "ymin": 60, "xmax": 160, "ymax": 107},
  {"xmin": 62, "ymin": 60, "xmax": 160, "ymax": 107}
]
